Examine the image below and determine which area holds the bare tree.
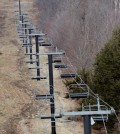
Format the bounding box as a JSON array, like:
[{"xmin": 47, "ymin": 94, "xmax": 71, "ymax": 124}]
[{"xmin": 35, "ymin": 0, "xmax": 120, "ymax": 70}]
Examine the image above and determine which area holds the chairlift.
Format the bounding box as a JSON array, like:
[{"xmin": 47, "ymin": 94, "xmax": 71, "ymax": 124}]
[
  {"xmin": 69, "ymin": 83, "xmax": 88, "ymax": 90},
  {"xmin": 31, "ymin": 76, "xmax": 47, "ymax": 80},
  {"xmin": 39, "ymin": 43, "xmax": 51, "ymax": 46},
  {"xmin": 22, "ymin": 44, "xmax": 32, "ymax": 47},
  {"xmin": 22, "ymin": 45, "xmax": 32, "ymax": 47},
  {"xmin": 19, "ymin": 38, "xmax": 28, "ymax": 41},
  {"xmin": 67, "ymin": 84, "xmax": 89, "ymax": 98},
  {"xmin": 68, "ymin": 92, "xmax": 88, "ymax": 98},
  {"xmin": 60, "ymin": 73, "xmax": 76, "ymax": 78},
  {"xmin": 24, "ymin": 53, "xmax": 35, "ymax": 55},
  {"xmin": 17, "ymin": 31, "xmax": 24, "ymax": 34},
  {"xmin": 82, "ymin": 96, "xmax": 109, "ymax": 122},
  {"xmin": 16, "ymin": 13, "xmax": 27, "ymax": 16},
  {"xmin": 22, "ymin": 43, "xmax": 29, "ymax": 45},
  {"xmin": 53, "ymin": 59, "xmax": 62, "ymax": 63},
  {"xmin": 92, "ymin": 115, "xmax": 108, "ymax": 122},
  {"xmin": 19, "ymin": 36, "xmax": 27, "ymax": 38},
  {"xmin": 36, "ymin": 94, "xmax": 52, "ymax": 100},
  {"xmin": 29, "ymin": 66, "xmax": 42, "ymax": 69},
  {"xmin": 27, "ymin": 33, "xmax": 46, "ymax": 37},
  {"xmin": 38, "ymin": 40, "xmax": 45, "ymax": 44},
  {"xmin": 54, "ymin": 64, "xmax": 67, "ymax": 68},
  {"xmin": 26, "ymin": 59, "xmax": 38, "ymax": 63}
]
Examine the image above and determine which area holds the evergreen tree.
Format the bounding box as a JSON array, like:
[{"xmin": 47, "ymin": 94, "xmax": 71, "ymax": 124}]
[{"xmin": 93, "ymin": 28, "xmax": 120, "ymax": 111}]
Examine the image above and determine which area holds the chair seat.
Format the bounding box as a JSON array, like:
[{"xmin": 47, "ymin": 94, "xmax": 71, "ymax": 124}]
[
  {"xmin": 31, "ymin": 76, "xmax": 47, "ymax": 80},
  {"xmin": 61, "ymin": 73, "xmax": 76, "ymax": 78},
  {"xmin": 36, "ymin": 94, "xmax": 52, "ymax": 100},
  {"xmin": 54, "ymin": 64, "xmax": 67, "ymax": 68},
  {"xmin": 69, "ymin": 93, "xmax": 88, "ymax": 98}
]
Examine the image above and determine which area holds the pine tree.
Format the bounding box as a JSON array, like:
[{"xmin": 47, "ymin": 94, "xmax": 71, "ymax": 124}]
[{"xmin": 93, "ymin": 28, "xmax": 120, "ymax": 111}]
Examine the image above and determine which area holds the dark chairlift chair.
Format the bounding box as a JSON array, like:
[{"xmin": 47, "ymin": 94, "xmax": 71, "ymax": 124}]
[
  {"xmin": 31, "ymin": 76, "xmax": 47, "ymax": 80},
  {"xmin": 39, "ymin": 42, "xmax": 52, "ymax": 46},
  {"xmin": 67, "ymin": 83, "xmax": 89, "ymax": 98},
  {"xmin": 53, "ymin": 59, "xmax": 62, "ymax": 63},
  {"xmin": 60, "ymin": 73, "xmax": 76, "ymax": 78},
  {"xmin": 36, "ymin": 94, "xmax": 52, "ymax": 100},
  {"xmin": 26, "ymin": 59, "xmax": 38, "ymax": 64},
  {"xmin": 92, "ymin": 115, "xmax": 108, "ymax": 122},
  {"xmin": 68, "ymin": 92, "xmax": 88, "ymax": 98},
  {"xmin": 54, "ymin": 64, "xmax": 67, "ymax": 68},
  {"xmin": 82, "ymin": 96, "xmax": 109, "ymax": 122}
]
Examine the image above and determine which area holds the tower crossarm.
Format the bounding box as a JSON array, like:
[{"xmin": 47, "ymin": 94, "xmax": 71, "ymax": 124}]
[{"xmin": 61, "ymin": 110, "xmax": 114, "ymax": 116}]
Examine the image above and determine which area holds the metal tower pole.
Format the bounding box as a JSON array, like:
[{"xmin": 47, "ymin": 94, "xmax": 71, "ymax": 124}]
[
  {"xmin": 83, "ymin": 115, "xmax": 92, "ymax": 134},
  {"xmin": 21, "ymin": 15, "xmax": 23, "ymax": 26},
  {"xmin": 19, "ymin": 0, "xmax": 21, "ymax": 20},
  {"xmin": 35, "ymin": 35, "xmax": 40, "ymax": 80},
  {"xmin": 24, "ymin": 24, "xmax": 28, "ymax": 53},
  {"xmin": 28, "ymin": 29, "xmax": 33, "ymax": 63},
  {"xmin": 48, "ymin": 55, "xmax": 56, "ymax": 134}
]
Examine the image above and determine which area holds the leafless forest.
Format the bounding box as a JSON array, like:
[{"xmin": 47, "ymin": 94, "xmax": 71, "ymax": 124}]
[{"xmin": 35, "ymin": 0, "xmax": 120, "ymax": 69}]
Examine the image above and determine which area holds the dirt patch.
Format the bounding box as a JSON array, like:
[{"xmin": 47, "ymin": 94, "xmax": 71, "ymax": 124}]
[
  {"xmin": 3, "ymin": 116, "xmax": 20, "ymax": 134},
  {"xmin": 0, "ymin": 0, "xmax": 34, "ymax": 133},
  {"xmin": 0, "ymin": 52, "xmax": 2, "ymax": 55},
  {"xmin": 11, "ymin": 80, "xmax": 28, "ymax": 90}
]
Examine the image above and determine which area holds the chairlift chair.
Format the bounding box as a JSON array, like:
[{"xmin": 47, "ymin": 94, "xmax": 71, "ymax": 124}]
[
  {"xmin": 36, "ymin": 94, "xmax": 52, "ymax": 100},
  {"xmin": 92, "ymin": 115, "xmax": 108, "ymax": 122},
  {"xmin": 67, "ymin": 83, "xmax": 89, "ymax": 98},
  {"xmin": 68, "ymin": 92, "xmax": 88, "ymax": 98},
  {"xmin": 54, "ymin": 64, "xmax": 67, "ymax": 68},
  {"xmin": 26, "ymin": 59, "xmax": 38, "ymax": 64},
  {"xmin": 53, "ymin": 59, "xmax": 62, "ymax": 63},
  {"xmin": 38, "ymin": 40, "xmax": 45, "ymax": 44},
  {"xmin": 39, "ymin": 43, "xmax": 51, "ymax": 46},
  {"xmin": 82, "ymin": 97, "xmax": 110, "ymax": 122},
  {"xmin": 22, "ymin": 45, "xmax": 32, "ymax": 47},
  {"xmin": 60, "ymin": 73, "xmax": 76, "ymax": 78},
  {"xmin": 31, "ymin": 76, "xmax": 47, "ymax": 80},
  {"xmin": 68, "ymin": 83, "xmax": 89, "ymax": 90},
  {"xmin": 29, "ymin": 66, "xmax": 42, "ymax": 69}
]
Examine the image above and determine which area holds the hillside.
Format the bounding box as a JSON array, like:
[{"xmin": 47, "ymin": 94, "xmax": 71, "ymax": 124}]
[
  {"xmin": 0, "ymin": 0, "xmax": 97, "ymax": 133},
  {"xmin": 0, "ymin": 0, "xmax": 119, "ymax": 133}
]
